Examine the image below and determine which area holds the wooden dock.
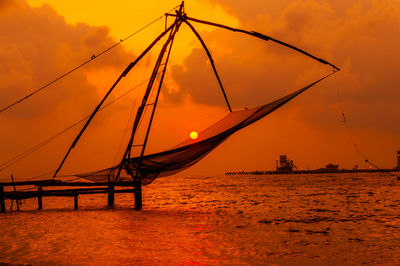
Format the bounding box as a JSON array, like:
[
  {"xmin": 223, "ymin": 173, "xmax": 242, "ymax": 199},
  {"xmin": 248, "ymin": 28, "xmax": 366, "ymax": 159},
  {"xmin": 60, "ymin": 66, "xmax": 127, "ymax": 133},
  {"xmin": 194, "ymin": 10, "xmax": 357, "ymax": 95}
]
[{"xmin": 0, "ymin": 179, "xmax": 139, "ymax": 212}]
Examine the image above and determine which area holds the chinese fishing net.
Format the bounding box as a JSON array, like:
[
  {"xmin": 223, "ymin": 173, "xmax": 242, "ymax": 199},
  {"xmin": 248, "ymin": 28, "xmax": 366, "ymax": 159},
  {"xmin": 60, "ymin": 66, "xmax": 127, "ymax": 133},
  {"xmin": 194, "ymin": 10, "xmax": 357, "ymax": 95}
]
[{"xmin": 75, "ymin": 72, "xmax": 334, "ymax": 184}]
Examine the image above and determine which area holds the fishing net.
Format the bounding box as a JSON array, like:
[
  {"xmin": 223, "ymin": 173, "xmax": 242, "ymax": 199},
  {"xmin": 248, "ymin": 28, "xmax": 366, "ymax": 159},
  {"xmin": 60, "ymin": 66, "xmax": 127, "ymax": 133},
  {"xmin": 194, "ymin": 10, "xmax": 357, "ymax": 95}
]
[{"xmin": 76, "ymin": 73, "xmax": 333, "ymax": 184}]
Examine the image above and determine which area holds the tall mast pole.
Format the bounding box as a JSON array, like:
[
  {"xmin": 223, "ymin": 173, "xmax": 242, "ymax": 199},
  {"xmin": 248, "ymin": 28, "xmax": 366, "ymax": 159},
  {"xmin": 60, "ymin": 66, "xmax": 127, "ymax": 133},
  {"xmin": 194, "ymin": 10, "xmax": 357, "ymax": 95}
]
[
  {"xmin": 115, "ymin": 2, "xmax": 184, "ymax": 209},
  {"xmin": 179, "ymin": 14, "xmax": 232, "ymax": 112},
  {"xmin": 53, "ymin": 20, "xmax": 179, "ymax": 178},
  {"xmin": 133, "ymin": 11, "xmax": 183, "ymax": 178}
]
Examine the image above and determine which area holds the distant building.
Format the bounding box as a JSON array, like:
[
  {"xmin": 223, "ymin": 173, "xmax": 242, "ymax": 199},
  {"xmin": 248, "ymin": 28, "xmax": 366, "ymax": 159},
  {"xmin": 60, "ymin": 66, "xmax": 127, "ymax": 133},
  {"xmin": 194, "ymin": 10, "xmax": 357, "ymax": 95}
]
[
  {"xmin": 325, "ymin": 164, "xmax": 339, "ymax": 171},
  {"xmin": 276, "ymin": 155, "xmax": 296, "ymax": 172}
]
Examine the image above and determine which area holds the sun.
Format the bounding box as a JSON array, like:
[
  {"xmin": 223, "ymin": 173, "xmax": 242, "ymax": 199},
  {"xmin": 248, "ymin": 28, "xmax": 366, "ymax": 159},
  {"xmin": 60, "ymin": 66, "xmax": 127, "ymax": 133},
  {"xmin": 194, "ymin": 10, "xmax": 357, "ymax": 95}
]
[{"xmin": 189, "ymin": 131, "xmax": 198, "ymax": 140}]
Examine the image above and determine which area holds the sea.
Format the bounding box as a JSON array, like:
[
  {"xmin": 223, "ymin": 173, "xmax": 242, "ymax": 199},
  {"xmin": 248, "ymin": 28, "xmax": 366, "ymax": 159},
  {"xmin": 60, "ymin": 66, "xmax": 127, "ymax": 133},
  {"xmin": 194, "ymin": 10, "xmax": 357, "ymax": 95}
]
[{"xmin": 0, "ymin": 173, "xmax": 399, "ymax": 265}]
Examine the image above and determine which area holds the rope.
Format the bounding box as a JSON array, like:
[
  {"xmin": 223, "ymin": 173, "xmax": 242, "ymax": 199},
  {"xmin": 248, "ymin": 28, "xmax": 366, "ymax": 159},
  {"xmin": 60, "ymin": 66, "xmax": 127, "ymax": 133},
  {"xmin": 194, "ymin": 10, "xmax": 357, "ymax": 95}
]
[
  {"xmin": 25, "ymin": 170, "xmax": 56, "ymax": 181},
  {"xmin": 334, "ymin": 75, "xmax": 400, "ymax": 179},
  {"xmin": 0, "ymin": 6, "xmax": 180, "ymax": 114},
  {"xmin": 0, "ymin": 81, "xmax": 147, "ymax": 171},
  {"xmin": 112, "ymin": 53, "xmax": 153, "ymax": 165}
]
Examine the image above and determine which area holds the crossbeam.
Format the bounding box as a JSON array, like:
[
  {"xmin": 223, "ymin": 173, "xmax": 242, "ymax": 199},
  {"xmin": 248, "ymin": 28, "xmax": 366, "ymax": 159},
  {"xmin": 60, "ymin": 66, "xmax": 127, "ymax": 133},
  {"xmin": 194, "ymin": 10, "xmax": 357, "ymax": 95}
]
[{"xmin": 166, "ymin": 13, "xmax": 340, "ymax": 71}]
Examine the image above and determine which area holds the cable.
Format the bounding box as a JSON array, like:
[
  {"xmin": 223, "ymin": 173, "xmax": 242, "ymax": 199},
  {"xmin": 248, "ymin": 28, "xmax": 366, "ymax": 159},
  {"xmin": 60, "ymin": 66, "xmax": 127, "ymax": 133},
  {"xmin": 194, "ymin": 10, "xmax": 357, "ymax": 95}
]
[
  {"xmin": 5, "ymin": 40, "xmax": 173, "ymax": 180},
  {"xmin": 0, "ymin": 5, "xmax": 180, "ymax": 114},
  {"xmin": 0, "ymin": 81, "xmax": 147, "ymax": 171},
  {"xmin": 112, "ymin": 51, "xmax": 153, "ymax": 165},
  {"xmin": 334, "ymin": 75, "xmax": 400, "ymax": 179},
  {"xmin": 24, "ymin": 170, "xmax": 56, "ymax": 181}
]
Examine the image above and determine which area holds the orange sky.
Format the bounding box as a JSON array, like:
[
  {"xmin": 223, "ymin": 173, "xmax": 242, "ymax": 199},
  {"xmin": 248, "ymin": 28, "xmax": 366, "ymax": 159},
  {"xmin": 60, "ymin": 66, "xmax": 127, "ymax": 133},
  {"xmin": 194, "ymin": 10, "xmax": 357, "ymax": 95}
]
[{"xmin": 0, "ymin": 0, "xmax": 399, "ymax": 181}]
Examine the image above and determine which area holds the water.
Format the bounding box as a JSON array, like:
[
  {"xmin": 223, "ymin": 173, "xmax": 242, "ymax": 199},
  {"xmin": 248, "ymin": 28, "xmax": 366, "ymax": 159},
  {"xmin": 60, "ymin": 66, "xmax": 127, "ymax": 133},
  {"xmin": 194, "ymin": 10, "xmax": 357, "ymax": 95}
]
[{"xmin": 1, "ymin": 173, "xmax": 399, "ymax": 265}]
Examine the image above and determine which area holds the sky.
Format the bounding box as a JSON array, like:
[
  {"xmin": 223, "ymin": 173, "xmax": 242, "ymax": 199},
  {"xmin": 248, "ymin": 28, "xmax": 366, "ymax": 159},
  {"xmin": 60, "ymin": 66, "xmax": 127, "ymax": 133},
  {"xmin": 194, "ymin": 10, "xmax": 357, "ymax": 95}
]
[{"xmin": 0, "ymin": 0, "xmax": 399, "ymax": 181}]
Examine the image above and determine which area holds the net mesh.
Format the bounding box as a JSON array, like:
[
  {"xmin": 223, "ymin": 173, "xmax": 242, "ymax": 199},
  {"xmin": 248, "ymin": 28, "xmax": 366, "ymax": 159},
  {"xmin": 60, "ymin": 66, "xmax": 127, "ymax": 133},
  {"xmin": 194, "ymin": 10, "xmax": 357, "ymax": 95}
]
[{"xmin": 75, "ymin": 73, "xmax": 333, "ymax": 185}]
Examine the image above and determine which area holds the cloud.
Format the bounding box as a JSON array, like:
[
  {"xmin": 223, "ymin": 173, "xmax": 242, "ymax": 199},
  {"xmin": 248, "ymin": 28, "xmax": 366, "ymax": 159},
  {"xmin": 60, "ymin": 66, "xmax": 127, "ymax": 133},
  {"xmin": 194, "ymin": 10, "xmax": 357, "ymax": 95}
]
[
  {"xmin": 0, "ymin": 0, "xmax": 134, "ymax": 118},
  {"xmin": 0, "ymin": 0, "xmax": 140, "ymax": 177},
  {"xmin": 166, "ymin": 0, "xmax": 400, "ymax": 135},
  {"xmin": 0, "ymin": 0, "xmax": 16, "ymax": 11},
  {"xmin": 205, "ymin": 0, "xmax": 368, "ymax": 23}
]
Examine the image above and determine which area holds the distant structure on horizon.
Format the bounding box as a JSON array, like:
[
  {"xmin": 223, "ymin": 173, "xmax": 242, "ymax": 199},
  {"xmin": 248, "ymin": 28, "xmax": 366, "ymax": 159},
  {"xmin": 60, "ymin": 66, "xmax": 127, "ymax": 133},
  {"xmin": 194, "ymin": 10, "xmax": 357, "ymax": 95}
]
[
  {"xmin": 323, "ymin": 164, "xmax": 339, "ymax": 171},
  {"xmin": 276, "ymin": 155, "xmax": 340, "ymax": 173},
  {"xmin": 226, "ymin": 151, "xmax": 400, "ymax": 176},
  {"xmin": 276, "ymin": 155, "xmax": 296, "ymax": 172}
]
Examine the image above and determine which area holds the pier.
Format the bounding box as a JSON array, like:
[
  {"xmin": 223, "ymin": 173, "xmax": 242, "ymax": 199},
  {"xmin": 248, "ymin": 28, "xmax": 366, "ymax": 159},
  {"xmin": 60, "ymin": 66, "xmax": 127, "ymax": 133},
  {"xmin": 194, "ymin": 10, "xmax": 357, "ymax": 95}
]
[
  {"xmin": 225, "ymin": 168, "xmax": 400, "ymax": 176},
  {"xmin": 0, "ymin": 179, "xmax": 139, "ymax": 212},
  {"xmin": 227, "ymin": 152, "xmax": 400, "ymax": 179}
]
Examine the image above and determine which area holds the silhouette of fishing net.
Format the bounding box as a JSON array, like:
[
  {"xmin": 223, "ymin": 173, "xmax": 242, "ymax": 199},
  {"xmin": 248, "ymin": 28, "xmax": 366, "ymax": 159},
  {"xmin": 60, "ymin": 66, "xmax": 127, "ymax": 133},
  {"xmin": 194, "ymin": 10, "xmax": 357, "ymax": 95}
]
[{"xmin": 75, "ymin": 73, "xmax": 332, "ymax": 185}]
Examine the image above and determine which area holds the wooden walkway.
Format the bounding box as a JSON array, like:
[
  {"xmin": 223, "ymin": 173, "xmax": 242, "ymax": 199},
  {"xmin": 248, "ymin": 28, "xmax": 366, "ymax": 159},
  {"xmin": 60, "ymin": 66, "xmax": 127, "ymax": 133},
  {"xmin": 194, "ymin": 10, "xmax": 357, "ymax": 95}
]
[{"xmin": 0, "ymin": 179, "xmax": 138, "ymax": 212}]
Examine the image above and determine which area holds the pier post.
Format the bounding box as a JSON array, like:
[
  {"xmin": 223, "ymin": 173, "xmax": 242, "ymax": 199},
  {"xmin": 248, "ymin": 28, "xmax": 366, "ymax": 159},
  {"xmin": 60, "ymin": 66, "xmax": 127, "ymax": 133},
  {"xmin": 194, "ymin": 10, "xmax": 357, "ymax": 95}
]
[
  {"xmin": 108, "ymin": 184, "xmax": 114, "ymax": 208},
  {"xmin": 37, "ymin": 186, "xmax": 42, "ymax": 210},
  {"xmin": 74, "ymin": 193, "xmax": 78, "ymax": 210},
  {"xmin": 0, "ymin": 186, "xmax": 5, "ymax": 213},
  {"xmin": 134, "ymin": 179, "xmax": 142, "ymax": 210},
  {"xmin": 10, "ymin": 175, "xmax": 19, "ymax": 211}
]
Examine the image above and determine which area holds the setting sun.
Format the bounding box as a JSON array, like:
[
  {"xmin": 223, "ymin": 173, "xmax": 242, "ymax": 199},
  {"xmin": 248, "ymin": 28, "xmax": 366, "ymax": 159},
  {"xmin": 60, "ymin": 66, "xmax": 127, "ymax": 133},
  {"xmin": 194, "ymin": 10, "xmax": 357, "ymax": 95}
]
[{"xmin": 190, "ymin": 131, "xmax": 199, "ymax": 140}]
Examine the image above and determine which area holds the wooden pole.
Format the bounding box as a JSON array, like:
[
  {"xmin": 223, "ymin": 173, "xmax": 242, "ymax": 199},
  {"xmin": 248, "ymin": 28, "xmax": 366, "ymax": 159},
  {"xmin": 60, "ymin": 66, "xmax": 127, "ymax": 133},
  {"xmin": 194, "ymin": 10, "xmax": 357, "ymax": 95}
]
[
  {"xmin": 55, "ymin": 21, "xmax": 179, "ymax": 179},
  {"xmin": 129, "ymin": 8, "xmax": 182, "ymax": 211},
  {"xmin": 0, "ymin": 186, "xmax": 5, "ymax": 213},
  {"xmin": 11, "ymin": 175, "xmax": 19, "ymax": 211},
  {"xmin": 167, "ymin": 14, "xmax": 340, "ymax": 71},
  {"xmin": 115, "ymin": 19, "xmax": 181, "ymax": 181},
  {"xmin": 134, "ymin": 179, "xmax": 142, "ymax": 210},
  {"xmin": 38, "ymin": 186, "xmax": 43, "ymax": 210},
  {"xmin": 74, "ymin": 193, "xmax": 78, "ymax": 210},
  {"xmin": 108, "ymin": 184, "xmax": 114, "ymax": 208},
  {"xmin": 181, "ymin": 18, "xmax": 232, "ymax": 112},
  {"xmin": 0, "ymin": 180, "xmax": 134, "ymax": 187}
]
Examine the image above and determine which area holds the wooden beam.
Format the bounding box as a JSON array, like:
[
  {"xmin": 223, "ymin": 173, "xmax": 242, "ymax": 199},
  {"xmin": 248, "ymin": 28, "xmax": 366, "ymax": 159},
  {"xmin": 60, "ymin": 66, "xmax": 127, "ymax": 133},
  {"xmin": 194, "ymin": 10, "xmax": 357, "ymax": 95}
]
[
  {"xmin": 134, "ymin": 180, "xmax": 142, "ymax": 210},
  {"xmin": 2, "ymin": 188, "xmax": 136, "ymax": 200},
  {"xmin": 54, "ymin": 20, "xmax": 180, "ymax": 178},
  {"xmin": 0, "ymin": 180, "xmax": 135, "ymax": 187},
  {"xmin": 0, "ymin": 179, "xmax": 60, "ymax": 186},
  {"xmin": 0, "ymin": 187, "xmax": 136, "ymax": 212},
  {"xmin": 166, "ymin": 14, "xmax": 340, "ymax": 71},
  {"xmin": 0, "ymin": 187, "xmax": 5, "ymax": 213},
  {"xmin": 38, "ymin": 186, "xmax": 42, "ymax": 210},
  {"xmin": 181, "ymin": 17, "xmax": 232, "ymax": 112},
  {"xmin": 108, "ymin": 184, "xmax": 114, "ymax": 208},
  {"xmin": 10, "ymin": 175, "xmax": 20, "ymax": 211},
  {"xmin": 74, "ymin": 193, "xmax": 78, "ymax": 210}
]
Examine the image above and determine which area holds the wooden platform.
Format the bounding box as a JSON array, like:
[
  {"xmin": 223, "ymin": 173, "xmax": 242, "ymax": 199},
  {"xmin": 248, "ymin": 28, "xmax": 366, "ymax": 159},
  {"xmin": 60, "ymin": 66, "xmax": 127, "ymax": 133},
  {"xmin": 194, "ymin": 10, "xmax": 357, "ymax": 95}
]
[{"xmin": 0, "ymin": 179, "xmax": 139, "ymax": 212}]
